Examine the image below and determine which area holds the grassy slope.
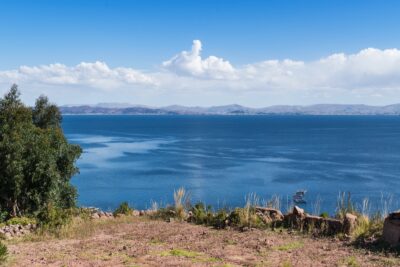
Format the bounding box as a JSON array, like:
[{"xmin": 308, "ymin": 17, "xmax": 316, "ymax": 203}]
[{"xmin": 3, "ymin": 216, "xmax": 400, "ymax": 267}]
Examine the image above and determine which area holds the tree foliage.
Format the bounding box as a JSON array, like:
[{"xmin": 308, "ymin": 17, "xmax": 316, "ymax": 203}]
[{"xmin": 0, "ymin": 85, "xmax": 82, "ymax": 217}]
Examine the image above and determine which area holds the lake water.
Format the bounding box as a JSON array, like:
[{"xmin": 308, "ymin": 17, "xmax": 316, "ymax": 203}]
[{"xmin": 63, "ymin": 115, "xmax": 400, "ymax": 215}]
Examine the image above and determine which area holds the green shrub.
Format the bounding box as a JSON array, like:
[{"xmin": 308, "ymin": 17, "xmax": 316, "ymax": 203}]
[
  {"xmin": 0, "ymin": 242, "xmax": 7, "ymax": 263},
  {"xmin": 320, "ymin": 212, "xmax": 329, "ymax": 218},
  {"xmin": 74, "ymin": 207, "xmax": 93, "ymax": 221},
  {"xmin": 227, "ymin": 207, "xmax": 262, "ymax": 228},
  {"xmin": 150, "ymin": 206, "xmax": 176, "ymax": 220},
  {"xmin": 211, "ymin": 209, "xmax": 228, "ymax": 229},
  {"xmin": 37, "ymin": 203, "xmax": 73, "ymax": 230},
  {"xmin": 113, "ymin": 202, "xmax": 133, "ymax": 216},
  {"xmin": 6, "ymin": 216, "xmax": 36, "ymax": 226},
  {"xmin": 0, "ymin": 211, "xmax": 7, "ymax": 223},
  {"xmin": 190, "ymin": 202, "xmax": 213, "ymax": 225},
  {"xmin": 228, "ymin": 208, "xmax": 242, "ymax": 226},
  {"xmin": 353, "ymin": 214, "xmax": 384, "ymax": 242}
]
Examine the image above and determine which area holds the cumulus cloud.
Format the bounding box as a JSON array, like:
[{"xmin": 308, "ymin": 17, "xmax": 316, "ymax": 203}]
[
  {"xmin": 160, "ymin": 41, "xmax": 400, "ymax": 94},
  {"xmin": 0, "ymin": 61, "xmax": 156, "ymax": 89},
  {"xmin": 162, "ymin": 40, "xmax": 235, "ymax": 79},
  {"xmin": 3, "ymin": 41, "xmax": 400, "ymax": 105}
]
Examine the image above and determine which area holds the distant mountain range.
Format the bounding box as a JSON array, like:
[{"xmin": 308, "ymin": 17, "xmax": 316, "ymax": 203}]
[{"xmin": 60, "ymin": 103, "xmax": 400, "ymax": 115}]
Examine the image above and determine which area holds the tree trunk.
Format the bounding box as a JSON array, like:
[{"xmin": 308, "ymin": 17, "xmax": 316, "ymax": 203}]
[{"xmin": 11, "ymin": 199, "xmax": 18, "ymax": 217}]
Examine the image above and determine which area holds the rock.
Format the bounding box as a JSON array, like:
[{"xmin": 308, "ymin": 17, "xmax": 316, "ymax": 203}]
[
  {"xmin": 255, "ymin": 207, "xmax": 284, "ymax": 221},
  {"xmin": 284, "ymin": 206, "xmax": 306, "ymax": 228},
  {"xmin": 91, "ymin": 213, "xmax": 100, "ymax": 219},
  {"xmin": 324, "ymin": 218, "xmax": 344, "ymax": 235},
  {"xmin": 293, "ymin": 206, "xmax": 305, "ymax": 216},
  {"xmin": 145, "ymin": 210, "xmax": 157, "ymax": 216},
  {"xmin": 383, "ymin": 211, "xmax": 400, "ymax": 246},
  {"xmin": 343, "ymin": 213, "xmax": 357, "ymax": 235},
  {"xmin": 242, "ymin": 226, "xmax": 250, "ymax": 232},
  {"xmin": 186, "ymin": 211, "xmax": 194, "ymax": 222},
  {"xmin": 304, "ymin": 215, "xmax": 323, "ymax": 224},
  {"xmin": 4, "ymin": 232, "xmax": 12, "ymax": 239},
  {"xmin": 132, "ymin": 210, "xmax": 140, "ymax": 216},
  {"xmin": 139, "ymin": 210, "xmax": 145, "ymax": 216},
  {"xmin": 257, "ymin": 212, "xmax": 273, "ymax": 224}
]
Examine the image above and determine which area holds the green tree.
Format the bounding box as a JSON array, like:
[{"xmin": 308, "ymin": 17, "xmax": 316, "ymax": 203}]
[
  {"xmin": 0, "ymin": 85, "xmax": 82, "ymax": 217},
  {"xmin": 32, "ymin": 95, "xmax": 62, "ymax": 129}
]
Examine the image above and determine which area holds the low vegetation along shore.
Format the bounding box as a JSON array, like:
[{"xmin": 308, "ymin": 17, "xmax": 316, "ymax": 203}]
[
  {"xmin": 0, "ymin": 86, "xmax": 399, "ymax": 266},
  {"xmin": 1, "ymin": 188, "xmax": 400, "ymax": 266}
]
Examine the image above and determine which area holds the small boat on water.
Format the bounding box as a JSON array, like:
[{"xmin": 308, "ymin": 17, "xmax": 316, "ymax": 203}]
[{"xmin": 293, "ymin": 190, "xmax": 307, "ymax": 204}]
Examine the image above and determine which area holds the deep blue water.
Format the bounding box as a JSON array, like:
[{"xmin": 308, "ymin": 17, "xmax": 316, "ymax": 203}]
[{"xmin": 62, "ymin": 115, "xmax": 400, "ymax": 215}]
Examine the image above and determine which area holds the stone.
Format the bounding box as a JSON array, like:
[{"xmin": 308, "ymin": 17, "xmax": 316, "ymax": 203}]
[
  {"xmin": 132, "ymin": 210, "xmax": 140, "ymax": 216},
  {"xmin": 145, "ymin": 210, "xmax": 157, "ymax": 216},
  {"xmin": 255, "ymin": 207, "xmax": 284, "ymax": 221},
  {"xmin": 91, "ymin": 213, "xmax": 100, "ymax": 219},
  {"xmin": 293, "ymin": 206, "xmax": 305, "ymax": 216},
  {"xmin": 257, "ymin": 212, "xmax": 273, "ymax": 224},
  {"xmin": 324, "ymin": 218, "xmax": 344, "ymax": 235},
  {"xmin": 383, "ymin": 211, "xmax": 400, "ymax": 246},
  {"xmin": 343, "ymin": 213, "xmax": 357, "ymax": 235},
  {"xmin": 4, "ymin": 232, "xmax": 12, "ymax": 239}
]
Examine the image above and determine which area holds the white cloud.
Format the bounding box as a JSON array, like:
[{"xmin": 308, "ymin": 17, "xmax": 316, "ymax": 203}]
[
  {"xmin": 162, "ymin": 40, "xmax": 235, "ymax": 79},
  {"xmin": 3, "ymin": 41, "xmax": 400, "ymax": 106},
  {"xmin": 0, "ymin": 61, "xmax": 156, "ymax": 89}
]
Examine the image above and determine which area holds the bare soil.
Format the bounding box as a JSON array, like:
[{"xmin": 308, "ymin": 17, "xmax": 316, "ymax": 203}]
[{"xmin": 4, "ymin": 217, "xmax": 400, "ymax": 266}]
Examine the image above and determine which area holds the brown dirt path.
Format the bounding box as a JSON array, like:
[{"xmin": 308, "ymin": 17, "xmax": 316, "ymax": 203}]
[{"xmin": 4, "ymin": 217, "xmax": 399, "ymax": 266}]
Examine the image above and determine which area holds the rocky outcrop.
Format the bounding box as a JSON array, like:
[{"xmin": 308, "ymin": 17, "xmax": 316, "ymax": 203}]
[
  {"xmin": 284, "ymin": 206, "xmax": 307, "ymax": 228},
  {"xmin": 255, "ymin": 206, "xmax": 284, "ymax": 224},
  {"xmin": 343, "ymin": 213, "xmax": 358, "ymax": 235},
  {"xmin": 0, "ymin": 223, "xmax": 37, "ymax": 239},
  {"xmin": 91, "ymin": 211, "xmax": 114, "ymax": 219},
  {"xmin": 284, "ymin": 206, "xmax": 345, "ymax": 235},
  {"xmin": 383, "ymin": 211, "xmax": 400, "ymax": 246}
]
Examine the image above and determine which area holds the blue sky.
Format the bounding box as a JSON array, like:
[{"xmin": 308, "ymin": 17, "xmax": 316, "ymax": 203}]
[{"xmin": 1, "ymin": 0, "xmax": 400, "ymax": 106}]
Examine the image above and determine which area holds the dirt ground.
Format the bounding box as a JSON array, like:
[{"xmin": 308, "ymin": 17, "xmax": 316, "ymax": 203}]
[{"xmin": 4, "ymin": 216, "xmax": 400, "ymax": 267}]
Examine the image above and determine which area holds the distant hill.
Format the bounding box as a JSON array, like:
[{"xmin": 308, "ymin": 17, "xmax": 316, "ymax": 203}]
[{"xmin": 60, "ymin": 103, "xmax": 400, "ymax": 115}]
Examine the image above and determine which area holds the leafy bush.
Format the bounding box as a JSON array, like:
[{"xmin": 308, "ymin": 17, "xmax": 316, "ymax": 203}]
[
  {"xmin": 0, "ymin": 211, "xmax": 7, "ymax": 223},
  {"xmin": 6, "ymin": 216, "xmax": 36, "ymax": 226},
  {"xmin": 0, "ymin": 242, "xmax": 7, "ymax": 263},
  {"xmin": 74, "ymin": 208, "xmax": 93, "ymax": 221},
  {"xmin": 150, "ymin": 206, "xmax": 176, "ymax": 220},
  {"xmin": 228, "ymin": 207, "xmax": 263, "ymax": 229},
  {"xmin": 353, "ymin": 214, "xmax": 384, "ymax": 242},
  {"xmin": 210, "ymin": 209, "xmax": 228, "ymax": 229},
  {"xmin": 189, "ymin": 203, "xmax": 229, "ymax": 229},
  {"xmin": 190, "ymin": 202, "xmax": 213, "ymax": 225},
  {"xmin": 37, "ymin": 203, "xmax": 73, "ymax": 230},
  {"xmin": 320, "ymin": 212, "xmax": 329, "ymax": 218},
  {"xmin": 113, "ymin": 202, "xmax": 133, "ymax": 216}
]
